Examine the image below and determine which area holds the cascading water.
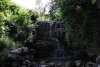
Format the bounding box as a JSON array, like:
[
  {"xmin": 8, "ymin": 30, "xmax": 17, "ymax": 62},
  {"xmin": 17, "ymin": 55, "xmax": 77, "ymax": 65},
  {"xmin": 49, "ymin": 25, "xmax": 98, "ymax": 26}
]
[
  {"xmin": 7, "ymin": 19, "xmax": 65, "ymax": 67},
  {"xmin": 52, "ymin": 38, "xmax": 65, "ymax": 61},
  {"xmin": 49, "ymin": 19, "xmax": 65, "ymax": 62},
  {"xmin": 49, "ymin": 20, "xmax": 53, "ymax": 37}
]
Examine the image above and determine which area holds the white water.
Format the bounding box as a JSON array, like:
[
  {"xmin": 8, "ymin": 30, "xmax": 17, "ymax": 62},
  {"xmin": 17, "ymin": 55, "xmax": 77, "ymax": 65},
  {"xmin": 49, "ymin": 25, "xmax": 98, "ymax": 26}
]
[{"xmin": 49, "ymin": 20, "xmax": 65, "ymax": 61}]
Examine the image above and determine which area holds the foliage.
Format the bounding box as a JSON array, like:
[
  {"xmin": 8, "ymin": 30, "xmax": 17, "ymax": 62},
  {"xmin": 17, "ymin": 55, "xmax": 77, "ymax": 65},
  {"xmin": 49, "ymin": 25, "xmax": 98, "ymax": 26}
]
[
  {"xmin": 38, "ymin": 12, "xmax": 50, "ymax": 21},
  {"xmin": 49, "ymin": 1, "xmax": 62, "ymax": 20},
  {"xmin": 52, "ymin": 0, "xmax": 100, "ymax": 54},
  {"xmin": 0, "ymin": 35, "xmax": 22, "ymax": 63},
  {"xmin": 0, "ymin": 0, "xmax": 37, "ymax": 63}
]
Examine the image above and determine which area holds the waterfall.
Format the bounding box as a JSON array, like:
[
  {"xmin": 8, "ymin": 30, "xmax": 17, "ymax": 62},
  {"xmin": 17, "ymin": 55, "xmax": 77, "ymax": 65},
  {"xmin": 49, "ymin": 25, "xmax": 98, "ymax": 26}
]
[
  {"xmin": 52, "ymin": 38, "xmax": 65, "ymax": 61},
  {"xmin": 49, "ymin": 21, "xmax": 53, "ymax": 37},
  {"xmin": 49, "ymin": 19, "xmax": 65, "ymax": 61},
  {"xmin": 7, "ymin": 19, "xmax": 65, "ymax": 67}
]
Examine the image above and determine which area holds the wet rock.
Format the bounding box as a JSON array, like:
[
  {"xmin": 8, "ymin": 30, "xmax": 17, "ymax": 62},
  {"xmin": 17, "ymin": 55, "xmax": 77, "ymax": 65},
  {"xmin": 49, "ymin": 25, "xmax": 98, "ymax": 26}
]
[
  {"xmin": 75, "ymin": 60, "xmax": 82, "ymax": 67},
  {"xmin": 65, "ymin": 61, "xmax": 70, "ymax": 67},
  {"xmin": 31, "ymin": 61, "xmax": 38, "ymax": 67},
  {"xmin": 40, "ymin": 61, "xmax": 47, "ymax": 65},
  {"xmin": 11, "ymin": 47, "xmax": 28, "ymax": 54},
  {"xmin": 40, "ymin": 65, "xmax": 48, "ymax": 67},
  {"xmin": 8, "ymin": 47, "xmax": 35, "ymax": 57},
  {"xmin": 56, "ymin": 62, "xmax": 64, "ymax": 67},
  {"xmin": 86, "ymin": 61, "xmax": 95, "ymax": 67},
  {"xmin": 36, "ymin": 19, "xmax": 64, "ymax": 38},
  {"xmin": 36, "ymin": 22, "xmax": 50, "ymax": 37},
  {"xmin": 96, "ymin": 56, "xmax": 100, "ymax": 64},
  {"xmin": 40, "ymin": 61, "xmax": 48, "ymax": 67},
  {"xmin": 69, "ymin": 61, "xmax": 77, "ymax": 67},
  {"xmin": 34, "ymin": 38, "xmax": 62, "ymax": 59},
  {"xmin": 96, "ymin": 56, "xmax": 100, "ymax": 67},
  {"xmin": 8, "ymin": 47, "xmax": 29, "ymax": 60},
  {"xmin": 37, "ymin": 31, "xmax": 50, "ymax": 37},
  {"xmin": 37, "ymin": 22, "xmax": 50, "ymax": 31},
  {"xmin": 7, "ymin": 47, "xmax": 35, "ymax": 67}
]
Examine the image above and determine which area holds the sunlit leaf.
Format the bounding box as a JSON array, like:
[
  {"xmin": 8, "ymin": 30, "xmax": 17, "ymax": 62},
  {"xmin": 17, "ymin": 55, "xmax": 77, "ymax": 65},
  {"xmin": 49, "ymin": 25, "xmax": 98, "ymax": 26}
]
[{"xmin": 92, "ymin": 0, "xmax": 96, "ymax": 4}]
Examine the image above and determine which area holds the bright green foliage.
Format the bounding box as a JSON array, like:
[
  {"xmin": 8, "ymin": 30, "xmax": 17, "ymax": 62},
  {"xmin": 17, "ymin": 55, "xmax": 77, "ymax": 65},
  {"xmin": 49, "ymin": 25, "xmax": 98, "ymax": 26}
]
[
  {"xmin": 38, "ymin": 13, "xmax": 50, "ymax": 21},
  {"xmin": 0, "ymin": 0, "xmax": 37, "ymax": 63},
  {"xmin": 49, "ymin": 1, "xmax": 62, "ymax": 20},
  {"xmin": 0, "ymin": 35, "xmax": 22, "ymax": 62}
]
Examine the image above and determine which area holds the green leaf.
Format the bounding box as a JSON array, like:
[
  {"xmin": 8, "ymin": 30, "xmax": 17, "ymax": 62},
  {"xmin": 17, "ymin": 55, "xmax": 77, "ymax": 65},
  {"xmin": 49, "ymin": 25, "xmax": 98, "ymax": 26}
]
[{"xmin": 92, "ymin": 0, "xmax": 96, "ymax": 4}]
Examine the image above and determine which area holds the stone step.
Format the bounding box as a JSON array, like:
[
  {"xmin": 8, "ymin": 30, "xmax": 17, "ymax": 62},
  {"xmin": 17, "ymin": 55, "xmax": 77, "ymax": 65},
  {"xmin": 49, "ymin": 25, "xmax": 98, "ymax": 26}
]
[
  {"xmin": 37, "ymin": 31, "xmax": 50, "ymax": 37},
  {"xmin": 37, "ymin": 22, "xmax": 50, "ymax": 31}
]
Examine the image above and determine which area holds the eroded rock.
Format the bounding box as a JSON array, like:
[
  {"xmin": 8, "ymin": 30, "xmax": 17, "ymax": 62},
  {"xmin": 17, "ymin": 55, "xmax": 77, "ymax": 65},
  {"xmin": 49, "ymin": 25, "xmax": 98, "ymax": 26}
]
[{"xmin": 7, "ymin": 47, "xmax": 35, "ymax": 67}]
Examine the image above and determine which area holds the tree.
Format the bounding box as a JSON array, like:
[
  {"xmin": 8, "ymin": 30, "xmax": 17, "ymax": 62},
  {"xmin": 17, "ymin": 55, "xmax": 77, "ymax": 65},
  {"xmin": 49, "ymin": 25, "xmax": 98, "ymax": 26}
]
[
  {"xmin": 52, "ymin": 0, "xmax": 100, "ymax": 56},
  {"xmin": 0, "ymin": 0, "xmax": 37, "ymax": 65}
]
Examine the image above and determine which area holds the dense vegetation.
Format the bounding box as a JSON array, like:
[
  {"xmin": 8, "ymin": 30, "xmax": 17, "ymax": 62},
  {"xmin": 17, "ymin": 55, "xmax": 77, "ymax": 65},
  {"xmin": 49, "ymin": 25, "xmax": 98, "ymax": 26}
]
[
  {"xmin": 0, "ymin": 0, "xmax": 37, "ymax": 63},
  {"xmin": 1, "ymin": 0, "xmax": 100, "ymax": 66},
  {"xmin": 51, "ymin": 0, "xmax": 100, "ymax": 56}
]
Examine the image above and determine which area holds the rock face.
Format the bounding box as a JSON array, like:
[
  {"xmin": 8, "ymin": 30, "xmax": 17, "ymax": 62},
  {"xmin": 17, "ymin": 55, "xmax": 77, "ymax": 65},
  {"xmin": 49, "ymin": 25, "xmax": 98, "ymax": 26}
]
[
  {"xmin": 36, "ymin": 19, "xmax": 64, "ymax": 39},
  {"xmin": 7, "ymin": 19, "xmax": 65, "ymax": 67},
  {"xmin": 36, "ymin": 19, "xmax": 65, "ymax": 61},
  {"xmin": 49, "ymin": 19, "xmax": 64, "ymax": 40},
  {"xmin": 48, "ymin": 19, "xmax": 65, "ymax": 61},
  {"xmin": 96, "ymin": 56, "xmax": 100, "ymax": 67},
  {"xmin": 7, "ymin": 47, "xmax": 35, "ymax": 67},
  {"xmin": 37, "ymin": 22, "xmax": 50, "ymax": 37},
  {"xmin": 34, "ymin": 38, "xmax": 57, "ymax": 59}
]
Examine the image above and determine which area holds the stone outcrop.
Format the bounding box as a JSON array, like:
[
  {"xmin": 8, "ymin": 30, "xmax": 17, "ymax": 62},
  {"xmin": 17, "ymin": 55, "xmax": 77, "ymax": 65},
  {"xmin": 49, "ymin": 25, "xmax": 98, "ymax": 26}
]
[
  {"xmin": 35, "ymin": 19, "xmax": 65, "ymax": 60},
  {"xmin": 36, "ymin": 22, "xmax": 50, "ymax": 37},
  {"xmin": 7, "ymin": 19, "xmax": 65, "ymax": 67},
  {"xmin": 7, "ymin": 47, "xmax": 35, "ymax": 67}
]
